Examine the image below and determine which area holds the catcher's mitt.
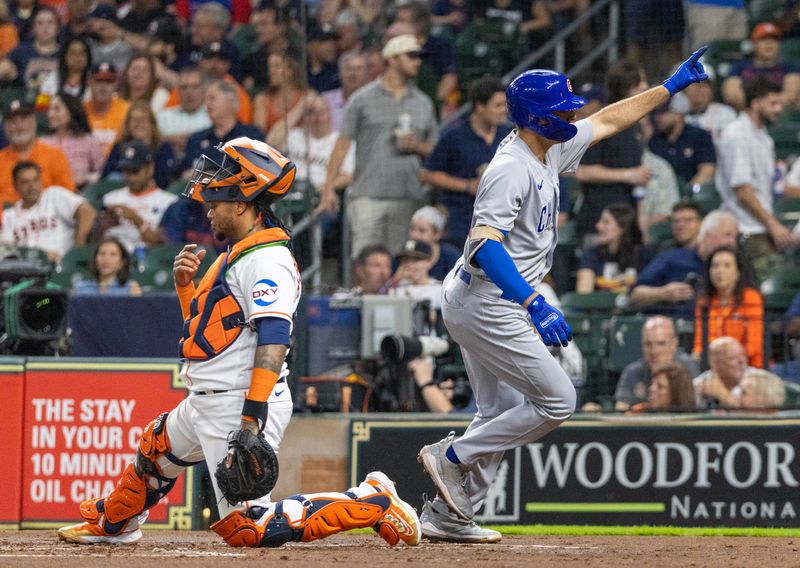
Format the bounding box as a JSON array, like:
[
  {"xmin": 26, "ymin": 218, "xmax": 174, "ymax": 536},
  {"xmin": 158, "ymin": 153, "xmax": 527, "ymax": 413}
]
[{"xmin": 215, "ymin": 429, "xmax": 279, "ymax": 505}]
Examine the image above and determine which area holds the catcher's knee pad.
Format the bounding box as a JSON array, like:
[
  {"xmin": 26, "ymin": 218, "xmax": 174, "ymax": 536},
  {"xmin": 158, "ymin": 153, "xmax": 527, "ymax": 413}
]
[
  {"xmin": 212, "ymin": 511, "xmax": 265, "ymax": 547},
  {"xmin": 300, "ymin": 494, "xmax": 390, "ymax": 543}
]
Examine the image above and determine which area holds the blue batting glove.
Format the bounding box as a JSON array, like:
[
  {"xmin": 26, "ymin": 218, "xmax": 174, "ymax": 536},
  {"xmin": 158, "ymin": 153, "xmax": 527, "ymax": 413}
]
[
  {"xmin": 663, "ymin": 46, "xmax": 709, "ymax": 96},
  {"xmin": 527, "ymin": 294, "xmax": 572, "ymax": 347}
]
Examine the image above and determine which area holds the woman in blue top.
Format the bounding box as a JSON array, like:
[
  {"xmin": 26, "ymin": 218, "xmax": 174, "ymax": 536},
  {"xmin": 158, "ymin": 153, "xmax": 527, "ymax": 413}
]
[
  {"xmin": 73, "ymin": 237, "xmax": 142, "ymax": 296},
  {"xmin": 101, "ymin": 101, "xmax": 176, "ymax": 189}
]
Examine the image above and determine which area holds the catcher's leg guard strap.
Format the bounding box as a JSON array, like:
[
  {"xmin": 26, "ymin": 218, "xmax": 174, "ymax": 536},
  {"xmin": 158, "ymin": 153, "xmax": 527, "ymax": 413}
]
[{"xmin": 300, "ymin": 494, "xmax": 390, "ymax": 543}]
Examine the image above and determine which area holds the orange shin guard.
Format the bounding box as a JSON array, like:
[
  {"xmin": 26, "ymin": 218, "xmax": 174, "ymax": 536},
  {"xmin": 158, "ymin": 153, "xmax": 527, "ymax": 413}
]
[
  {"xmin": 99, "ymin": 462, "xmax": 148, "ymax": 524},
  {"xmin": 211, "ymin": 511, "xmax": 264, "ymax": 547},
  {"xmin": 301, "ymin": 500, "xmax": 386, "ymax": 543}
]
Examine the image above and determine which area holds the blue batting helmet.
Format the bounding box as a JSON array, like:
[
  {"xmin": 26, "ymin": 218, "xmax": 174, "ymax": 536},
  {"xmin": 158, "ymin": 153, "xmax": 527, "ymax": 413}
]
[{"xmin": 506, "ymin": 70, "xmax": 587, "ymax": 142}]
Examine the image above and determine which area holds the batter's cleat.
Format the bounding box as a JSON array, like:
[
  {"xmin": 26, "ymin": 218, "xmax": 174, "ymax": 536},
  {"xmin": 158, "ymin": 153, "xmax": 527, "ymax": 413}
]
[
  {"xmin": 420, "ymin": 499, "xmax": 501, "ymax": 543},
  {"xmin": 57, "ymin": 511, "xmax": 148, "ymax": 545},
  {"xmin": 366, "ymin": 471, "xmax": 421, "ymax": 546},
  {"xmin": 417, "ymin": 431, "xmax": 473, "ymax": 520}
]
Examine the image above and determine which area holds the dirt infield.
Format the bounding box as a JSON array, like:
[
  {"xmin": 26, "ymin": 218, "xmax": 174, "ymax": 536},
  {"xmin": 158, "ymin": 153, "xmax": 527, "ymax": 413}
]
[{"xmin": 1, "ymin": 531, "xmax": 799, "ymax": 567}]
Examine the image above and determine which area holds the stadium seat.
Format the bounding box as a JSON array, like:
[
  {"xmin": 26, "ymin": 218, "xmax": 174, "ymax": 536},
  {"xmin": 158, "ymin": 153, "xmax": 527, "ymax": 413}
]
[
  {"xmin": 0, "ymin": 86, "xmax": 31, "ymax": 113},
  {"xmin": 783, "ymin": 37, "xmax": 800, "ymax": 64},
  {"xmin": 455, "ymin": 18, "xmax": 525, "ymax": 83},
  {"xmin": 775, "ymin": 197, "xmax": 800, "ymax": 224},
  {"xmin": 50, "ymin": 245, "xmax": 92, "ymax": 288},
  {"xmin": 607, "ymin": 314, "xmax": 647, "ymax": 373},
  {"xmin": 16, "ymin": 246, "xmax": 52, "ymax": 266},
  {"xmin": 230, "ymin": 24, "xmax": 257, "ymax": 58},
  {"xmin": 704, "ymin": 38, "xmax": 746, "ymax": 67},
  {"xmin": 783, "ymin": 380, "xmax": 800, "ymax": 408},
  {"xmin": 768, "ymin": 123, "xmax": 800, "ymax": 160},
  {"xmin": 560, "ymin": 291, "xmax": 619, "ymax": 312},
  {"xmin": 761, "ymin": 268, "xmax": 800, "ymax": 295},
  {"xmin": 749, "ymin": 0, "xmax": 786, "ymax": 27},
  {"xmin": 687, "ymin": 182, "xmax": 722, "ymax": 214},
  {"xmin": 134, "ymin": 243, "xmax": 218, "ymax": 291},
  {"xmin": 82, "ymin": 179, "xmax": 127, "ymax": 209},
  {"xmin": 647, "ymin": 221, "xmax": 674, "ymax": 251}
]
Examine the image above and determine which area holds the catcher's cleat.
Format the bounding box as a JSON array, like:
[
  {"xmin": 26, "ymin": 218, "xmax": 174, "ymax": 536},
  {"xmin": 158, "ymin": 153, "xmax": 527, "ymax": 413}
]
[
  {"xmin": 365, "ymin": 471, "xmax": 421, "ymax": 546},
  {"xmin": 417, "ymin": 431, "xmax": 473, "ymax": 520},
  {"xmin": 57, "ymin": 511, "xmax": 148, "ymax": 545},
  {"xmin": 420, "ymin": 498, "xmax": 501, "ymax": 543}
]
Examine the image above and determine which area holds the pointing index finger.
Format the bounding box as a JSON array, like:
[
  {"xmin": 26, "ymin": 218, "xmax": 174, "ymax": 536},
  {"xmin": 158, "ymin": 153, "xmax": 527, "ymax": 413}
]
[{"xmin": 690, "ymin": 45, "xmax": 708, "ymax": 62}]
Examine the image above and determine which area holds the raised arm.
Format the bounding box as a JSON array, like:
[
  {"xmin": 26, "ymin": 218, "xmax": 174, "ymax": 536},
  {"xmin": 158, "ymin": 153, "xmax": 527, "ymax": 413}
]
[{"xmin": 588, "ymin": 47, "xmax": 708, "ymax": 145}]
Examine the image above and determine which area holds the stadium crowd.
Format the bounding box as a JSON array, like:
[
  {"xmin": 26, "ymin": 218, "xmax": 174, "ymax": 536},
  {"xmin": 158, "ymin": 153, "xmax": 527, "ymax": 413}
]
[{"xmin": 1, "ymin": 0, "xmax": 800, "ymax": 414}]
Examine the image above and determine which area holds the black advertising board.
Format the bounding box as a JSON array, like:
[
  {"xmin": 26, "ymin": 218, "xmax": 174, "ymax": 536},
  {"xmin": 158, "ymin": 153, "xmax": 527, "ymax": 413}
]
[{"xmin": 350, "ymin": 417, "xmax": 800, "ymax": 527}]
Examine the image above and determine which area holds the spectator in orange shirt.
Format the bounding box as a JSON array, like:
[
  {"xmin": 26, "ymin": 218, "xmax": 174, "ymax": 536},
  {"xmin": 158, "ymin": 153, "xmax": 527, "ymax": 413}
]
[
  {"xmin": 164, "ymin": 41, "xmax": 251, "ymax": 124},
  {"xmin": 84, "ymin": 61, "xmax": 130, "ymax": 154},
  {"xmin": 0, "ymin": 99, "xmax": 75, "ymax": 207},
  {"xmin": 694, "ymin": 246, "xmax": 764, "ymax": 368},
  {"xmin": 0, "ymin": 0, "xmax": 18, "ymax": 58}
]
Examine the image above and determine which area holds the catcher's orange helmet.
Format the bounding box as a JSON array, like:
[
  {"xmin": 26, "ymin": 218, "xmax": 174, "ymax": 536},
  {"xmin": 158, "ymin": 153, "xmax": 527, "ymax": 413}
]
[{"xmin": 185, "ymin": 137, "xmax": 296, "ymax": 203}]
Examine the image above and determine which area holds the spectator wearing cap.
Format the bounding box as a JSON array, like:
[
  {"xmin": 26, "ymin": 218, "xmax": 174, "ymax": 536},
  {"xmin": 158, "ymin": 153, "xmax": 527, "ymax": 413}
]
[
  {"xmin": 323, "ymin": 51, "xmax": 369, "ymax": 131},
  {"xmin": 99, "ymin": 141, "xmax": 178, "ymax": 253},
  {"xmin": 118, "ymin": 53, "xmax": 171, "ymax": 113},
  {"xmin": 101, "ymin": 101, "xmax": 177, "ymax": 189},
  {"xmin": 392, "ymin": 2, "xmax": 458, "ymax": 119},
  {"xmin": 0, "ymin": 6, "xmax": 60, "ymax": 89},
  {"xmin": 157, "ymin": 67, "xmax": 212, "ymax": 156},
  {"xmin": 84, "ymin": 61, "xmax": 130, "ymax": 154},
  {"xmin": 0, "ymin": 99, "xmax": 76, "ymax": 207},
  {"xmin": 388, "ymin": 239, "xmax": 443, "ymax": 309},
  {"xmin": 180, "ymin": 79, "xmax": 264, "ymax": 174},
  {"xmin": 175, "ymin": 2, "xmax": 242, "ymax": 81},
  {"xmin": 675, "ymin": 66, "xmax": 737, "ymax": 152},
  {"xmin": 722, "ymin": 22, "xmax": 800, "ymax": 110},
  {"xmin": 320, "ymin": 34, "xmax": 438, "ymax": 258},
  {"xmin": 165, "ymin": 41, "xmax": 252, "ymax": 125},
  {"xmin": 422, "ymin": 77, "xmax": 511, "ymax": 247},
  {"xmin": 649, "ymin": 100, "xmax": 716, "ymax": 186},
  {"xmin": 306, "ymin": 25, "xmax": 340, "ymax": 93},
  {"xmin": 253, "ymin": 53, "xmax": 315, "ymax": 150},
  {"xmin": 243, "ymin": 4, "xmax": 300, "ymax": 90},
  {"xmin": 86, "ymin": 4, "xmax": 133, "ymax": 72},
  {"xmin": 0, "ymin": 161, "xmax": 95, "ymax": 263}
]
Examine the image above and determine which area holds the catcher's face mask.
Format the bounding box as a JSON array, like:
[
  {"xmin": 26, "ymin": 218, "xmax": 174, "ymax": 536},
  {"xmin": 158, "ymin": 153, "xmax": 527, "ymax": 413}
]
[{"xmin": 184, "ymin": 137, "xmax": 296, "ymax": 204}]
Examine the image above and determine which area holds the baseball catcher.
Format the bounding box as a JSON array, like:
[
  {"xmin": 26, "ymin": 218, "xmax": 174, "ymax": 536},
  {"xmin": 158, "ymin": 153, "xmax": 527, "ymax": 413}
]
[{"xmin": 57, "ymin": 138, "xmax": 420, "ymax": 548}]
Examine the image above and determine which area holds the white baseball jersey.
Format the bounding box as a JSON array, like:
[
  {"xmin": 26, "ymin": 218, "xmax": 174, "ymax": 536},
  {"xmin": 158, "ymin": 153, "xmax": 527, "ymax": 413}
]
[
  {"xmin": 102, "ymin": 186, "xmax": 178, "ymax": 251},
  {"xmin": 181, "ymin": 244, "xmax": 301, "ymax": 401},
  {"xmin": 0, "ymin": 185, "xmax": 86, "ymax": 257},
  {"xmin": 464, "ymin": 120, "xmax": 594, "ymax": 285}
]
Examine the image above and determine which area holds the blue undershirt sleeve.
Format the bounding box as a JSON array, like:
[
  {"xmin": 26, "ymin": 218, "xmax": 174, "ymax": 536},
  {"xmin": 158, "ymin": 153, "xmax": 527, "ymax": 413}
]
[
  {"xmin": 255, "ymin": 317, "xmax": 291, "ymax": 346},
  {"xmin": 473, "ymin": 239, "xmax": 535, "ymax": 305}
]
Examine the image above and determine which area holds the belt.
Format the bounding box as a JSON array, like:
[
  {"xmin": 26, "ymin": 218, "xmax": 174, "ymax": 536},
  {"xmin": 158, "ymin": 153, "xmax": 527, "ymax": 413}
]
[
  {"xmin": 193, "ymin": 377, "xmax": 285, "ymax": 396},
  {"xmin": 457, "ymin": 266, "xmax": 472, "ymax": 285}
]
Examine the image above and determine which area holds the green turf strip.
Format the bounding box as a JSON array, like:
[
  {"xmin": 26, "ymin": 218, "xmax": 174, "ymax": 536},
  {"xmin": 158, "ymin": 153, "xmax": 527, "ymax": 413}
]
[{"xmin": 481, "ymin": 525, "xmax": 800, "ymax": 537}]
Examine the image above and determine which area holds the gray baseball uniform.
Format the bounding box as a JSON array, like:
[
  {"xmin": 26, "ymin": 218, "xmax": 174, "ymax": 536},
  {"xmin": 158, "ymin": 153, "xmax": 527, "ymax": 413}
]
[{"xmin": 442, "ymin": 121, "xmax": 593, "ymax": 510}]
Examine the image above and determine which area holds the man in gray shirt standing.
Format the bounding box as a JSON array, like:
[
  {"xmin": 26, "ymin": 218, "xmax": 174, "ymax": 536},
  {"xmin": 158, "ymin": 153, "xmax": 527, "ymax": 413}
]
[
  {"xmin": 715, "ymin": 77, "xmax": 792, "ymax": 282},
  {"xmin": 320, "ymin": 34, "xmax": 438, "ymax": 257}
]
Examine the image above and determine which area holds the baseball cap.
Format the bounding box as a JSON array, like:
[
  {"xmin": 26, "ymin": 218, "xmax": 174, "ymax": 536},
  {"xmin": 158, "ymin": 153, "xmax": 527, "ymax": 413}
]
[
  {"xmin": 89, "ymin": 4, "xmax": 118, "ymax": 22},
  {"xmin": 201, "ymin": 41, "xmax": 233, "ymax": 61},
  {"xmin": 382, "ymin": 34, "xmax": 422, "ymax": 59},
  {"xmin": 118, "ymin": 141, "xmax": 154, "ymax": 171},
  {"xmin": 148, "ymin": 17, "xmax": 183, "ymax": 48},
  {"xmin": 91, "ymin": 61, "xmax": 117, "ymax": 81},
  {"xmin": 397, "ymin": 239, "xmax": 432, "ymax": 261},
  {"xmin": 751, "ymin": 22, "xmax": 781, "ymax": 41},
  {"xmin": 308, "ymin": 23, "xmax": 339, "ymax": 42},
  {"xmin": 3, "ymin": 99, "xmax": 35, "ymax": 120},
  {"xmin": 576, "ymin": 82, "xmax": 604, "ymax": 104}
]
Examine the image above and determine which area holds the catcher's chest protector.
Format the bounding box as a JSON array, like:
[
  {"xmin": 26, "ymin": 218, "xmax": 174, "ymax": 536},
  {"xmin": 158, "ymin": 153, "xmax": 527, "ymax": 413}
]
[{"xmin": 179, "ymin": 228, "xmax": 289, "ymax": 361}]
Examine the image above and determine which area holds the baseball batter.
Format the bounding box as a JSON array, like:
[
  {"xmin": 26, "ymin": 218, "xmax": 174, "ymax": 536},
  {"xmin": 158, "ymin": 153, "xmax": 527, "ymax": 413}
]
[
  {"xmin": 57, "ymin": 137, "xmax": 420, "ymax": 548},
  {"xmin": 417, "ymin": 50, "xmax": 709, "ymax": 542}
]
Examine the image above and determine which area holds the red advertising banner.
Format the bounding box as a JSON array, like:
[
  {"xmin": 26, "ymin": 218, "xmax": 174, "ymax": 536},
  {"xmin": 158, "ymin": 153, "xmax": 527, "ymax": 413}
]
[
  {"xmin": 0, "ymin": 358, "xmax": 25, "ymax": 528},
  {"xmin": 20, "ymin": 360, "xmax": 192, "ymax": 529}
]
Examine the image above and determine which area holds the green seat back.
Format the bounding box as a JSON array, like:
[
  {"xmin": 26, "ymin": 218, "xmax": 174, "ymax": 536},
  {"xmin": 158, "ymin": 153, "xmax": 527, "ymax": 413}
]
[
  {"xmin": 51, "ymin": 245, "xmax": 92, "ymax": 288},
  {"xmin": 82, "ymin": 179, "xmax": 127, "ymax": 209},
  {"xmin": 607, "ymin": 314, "xmax": 648, "ymax": 373}
]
